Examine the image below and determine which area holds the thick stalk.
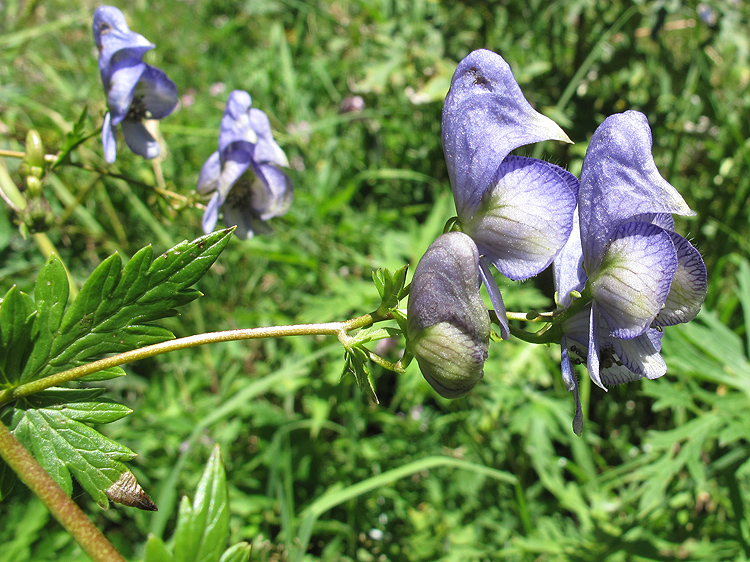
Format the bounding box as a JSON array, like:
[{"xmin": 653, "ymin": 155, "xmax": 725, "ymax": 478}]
[{"xmin": 0, "ymin": 420, "xmax": 127, "ymax": 562}]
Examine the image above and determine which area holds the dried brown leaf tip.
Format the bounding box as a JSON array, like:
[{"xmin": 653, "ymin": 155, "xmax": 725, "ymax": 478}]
[{"xmin": 106, "ymin": 471, "xmax": 158, "ymax": 511}]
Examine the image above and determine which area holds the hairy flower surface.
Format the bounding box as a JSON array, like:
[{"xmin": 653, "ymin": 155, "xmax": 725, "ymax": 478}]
[
  {"xmin": 407, "ymin": 232, "xmax": 491, "ymax": 398},
  {"xmin": 93, "ymin": 6, "xmax": 177, "ymax": 163},
  {"xmin": 554, "ymin": 111, "xmax": 707, "ymax": 434},
  {"xmin": 197, "ymin": 90, "xmax": 292, "ymax": 239},
  {"xmin": 442, "ymin": 49, "xmax": 578, "ymax": 337}
]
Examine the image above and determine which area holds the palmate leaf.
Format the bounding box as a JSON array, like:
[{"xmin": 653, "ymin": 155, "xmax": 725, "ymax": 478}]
[
  {"xmin": 0, "ymin": 229, "xmax": 232, "ymax": 507},
  {"xmin": 14, "ymin": 228, "xmax": 234, "ymax": 384},
  {"xmin": 6, "ymin": 387, "xmax": 140, "ymax": 509}
]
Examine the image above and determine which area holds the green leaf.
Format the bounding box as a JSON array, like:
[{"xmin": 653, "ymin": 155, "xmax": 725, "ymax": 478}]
[
  {"xmin": 9, "ymin": 391, "xmax": 137, "ymax": 507},
  {"xmin": 144, "ymin": 534, "xmax": 175, "ymax": 562},
  {"xmin": 23, "ymin": 228, "xmax": 233, "ymax": 383},
  {"xmin": 20, "ymin": 255, "xmax": 69, "ymax": 382},
  {"xmin": 342, "ymin": 346, "xmax": 378, "ymax": 403},
  {"xmin": 373, "ymin": 265, "xmax": 409, "ymax": 315},
  {"xmin": 173, "ymin": 444, "xmax": 230, "ymax": 562},
  {"xmin": 218, "ymin": 543, "xmax": 251, "ymax": 562},
  {"xmin": 0, "ymin": 286, "xmax": 37, "ymax": 386},
  {"xmin": 52, "ymin": 105, "xmax": 96, "ymax": 169}
]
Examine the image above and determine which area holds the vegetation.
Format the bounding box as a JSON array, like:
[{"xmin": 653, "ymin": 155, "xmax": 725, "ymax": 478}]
[{"xmin": 1, "ymin": 0, "xmax": 749, "ymax": 560}]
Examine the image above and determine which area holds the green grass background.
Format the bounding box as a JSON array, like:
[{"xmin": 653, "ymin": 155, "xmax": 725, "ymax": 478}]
[{"xmin": 2, "ymin": 0, "xmax": 750, "ymax": 560}]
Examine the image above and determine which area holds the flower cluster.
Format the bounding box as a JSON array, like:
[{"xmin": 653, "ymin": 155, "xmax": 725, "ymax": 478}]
[
  {"xmin": 407, "ymin": 50, "xmax": 706, "ymax": 433},
  {"xmin": 93, "ymin": 6, "xmax": 177, "ymax": 164},
  {"xmin": 93, "ymin": 8, "xmax": 292, "ymax": 237},
  {"xmin": 555, "ymin": 111, "xmax": 706, "ymax": 434},
  {"xmin": 197, "ymin": 90, "xmax": 293, "ymax": 239}
]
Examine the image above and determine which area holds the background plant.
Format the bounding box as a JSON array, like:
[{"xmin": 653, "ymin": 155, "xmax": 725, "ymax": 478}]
[{"xmin": 1, "ymin": 0, "xmax": 749, "ymax": 560}]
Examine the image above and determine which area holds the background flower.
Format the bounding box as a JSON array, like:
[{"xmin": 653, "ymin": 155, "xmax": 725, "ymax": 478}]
[
  {"xmin": 93, "ymin": 5, "xmax": 177, "ymax": 163},
  {"xmin": 197, "ymin": 90, "xmax": 293, "ymax": 239}
]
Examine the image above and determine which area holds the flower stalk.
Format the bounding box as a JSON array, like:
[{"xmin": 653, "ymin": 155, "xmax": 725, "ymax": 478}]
[{"xmin": 0, "ymin": 313, "xmax": 390, "ymax": 408}]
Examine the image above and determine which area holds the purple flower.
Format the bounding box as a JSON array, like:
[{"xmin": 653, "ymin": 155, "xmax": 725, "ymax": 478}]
[
  {"xmin": 92, "ymin": 6, "xmax": 177, "ymax": 164},
  {"xmin": 407, "ymin": 232, "xmax": 491, "ymax": 398},
  {"xmin": 554, "ymin": 111, "xmax": 707, "ymax": 434},
  {"xmin": 197, "ymin": 90, "xmax": 293, "ymax": 239},
  {"xmin": 442, "ymin": 49, "xmax": 579, "ymax": 338}
]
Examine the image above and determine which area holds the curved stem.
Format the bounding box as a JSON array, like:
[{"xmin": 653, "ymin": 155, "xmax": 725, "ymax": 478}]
[
  {"xmin": 0, "ymin": 420, "xmax": 127, "ymax": 562},
  {"xmin": 0, "ymin": 313, "xmax": 385, "ymax": 407}
]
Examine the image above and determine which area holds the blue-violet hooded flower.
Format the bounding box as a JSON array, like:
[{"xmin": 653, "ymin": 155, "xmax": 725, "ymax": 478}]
[
  {"xmin": 197, "ymin": 90, "xmax": 293, "ymax": 239},
  {"xmin": 442, "ymin": 49, "xmax": 579, "ymax": 338},
  {"xmin": 93, "ymin": 6, "xmax": 178, "ymax": 163},
  {"xmin": 554, "ymin": 111, "xmax": 707, "ymax": 435}
]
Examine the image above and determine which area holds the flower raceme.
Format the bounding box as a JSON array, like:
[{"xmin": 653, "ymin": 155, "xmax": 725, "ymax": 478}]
[
  {"xmin": 441, "ymin": 49, "xmax": 579, "ymax": 338},
  {"xmin": 554, "ymin": 111, "xmax": 707, "ymax": 434},
  {"xmin": 197, "ymin": 90, "xmax": 293, "ymax": 239},
  {"xmin": 92, "ymin": 6, "xmax": 177, "ymax": 163}
]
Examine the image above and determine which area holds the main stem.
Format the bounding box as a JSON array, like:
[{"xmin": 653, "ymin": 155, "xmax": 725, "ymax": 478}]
[
  {"xmin": 0, "ymin": 420, "xmax": 127, "ymax": 562},
  {"xmin": 0, "ymin": 313, "xmax": 382, "ymax": 407}
]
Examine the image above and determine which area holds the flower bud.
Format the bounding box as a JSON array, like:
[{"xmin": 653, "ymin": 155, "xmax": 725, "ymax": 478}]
[
  {"xmin": 25, "ymin": 130, "xmax": 45, "ymax": 171},
  {"xmin": 407, "ymin": 232, "xmax": 491, "ymax": 398}
]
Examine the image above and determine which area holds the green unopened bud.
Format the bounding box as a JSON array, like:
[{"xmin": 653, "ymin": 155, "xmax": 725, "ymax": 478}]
[
  {"xmin": 407, "ymin": 232, "xmax": 491, "ymax": 398},
  {"xmin": 25, "ymin": 130, "xmax": 45, "ymax": 171}
]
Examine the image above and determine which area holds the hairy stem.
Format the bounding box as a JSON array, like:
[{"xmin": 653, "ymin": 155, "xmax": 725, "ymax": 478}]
[
  {"xmin": 0, "ymin": 313, "xmax": 385, "ymax": 406},
  {"xmin": 0, "ymin": 420, "xmax": 127, "ymax": 562}
]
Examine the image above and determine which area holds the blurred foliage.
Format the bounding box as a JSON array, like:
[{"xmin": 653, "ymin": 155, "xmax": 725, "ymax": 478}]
[{"xmin": 2, "ymin": 0, "xmax": 750, "ymax": 560}]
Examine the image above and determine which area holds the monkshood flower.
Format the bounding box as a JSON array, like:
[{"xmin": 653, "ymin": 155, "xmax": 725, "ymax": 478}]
[
  {"xmin": 554, "ymin": 111, "xmax": 707, "ymax": 434},
  {"xmin": 197, "ymin": 90, "xmax": 293, "ymax": 239},
  {"xmin": 93, "ymin": 6, "xmax": 178, "ymax": 164},
  {"xmin": 407, "ymin": 232, "xmax": 491, "ymax": 398},
  {"xmin": 442, "ymin": 49, "xmax": 579, "ymax": 338}
]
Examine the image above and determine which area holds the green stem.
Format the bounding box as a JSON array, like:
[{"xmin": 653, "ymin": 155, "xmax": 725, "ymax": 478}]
[
  {"xmin": 0, "ymin": 313, "xmax": 384, "ymax": 407},
  {"xmin": 0, "ymin": 420, "xmax": 127, "ymax": 562}
]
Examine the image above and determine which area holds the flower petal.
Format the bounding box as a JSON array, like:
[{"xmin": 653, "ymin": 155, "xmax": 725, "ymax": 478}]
[
  {"xmin": 587, "ymin": 304, "xmax": 606, "ymax": 390},
  {"xmin": 93, "ymin": 6, "xmax": 153, "ymax": 83},
  {"xmin": 102, "ymin": 112, "xmax": 118, "ymax": 164},
  {"xmin": 120, "ymin": 120, "xmax": 160, "ymax": 160},
  {"xmin": 442, "ymin": 49, "xmax": 571, "ymax": 220},
  {"xmin": 609, "ymin": 328, "xmax": 666, "ymax": 380},
  {"xmin": 478, "ymin": 257, "xmax": 509, "ymax": 340},
  {"xmin": 249, "ymin": 108, "xmax": 289, "ymax": 167},
  {"xmin": 250, "ymin": 162, "xmax": 293, "ymax": 220},
  {"xmin": 107, "ymin": 60, "xmax": 147, "ymax": 124},
  {"xmin": 560, "ymin": 336, "xmax": 584, "ymax": 436},
  {"xmin": 197, "ymin": 151, "xmax": 221, "ymax": 194},
  {"xmin": 652, "ymin": 232, "xmax": 707, "ymax": 327},
  {"xmin": 219, "ymin": 90, "xmax": 258, "ymax": 154},
  {"xmin": 590, "ymin": 221, "xmax": 677, "ymax": 339},
  {"xmin": 554, "ymin": 210, "xmax": 586, "ymax": 308},
  {"xmin": 579, "ymin": 111, "xmax": 695, "ymax": 271},
  {"xmin": 201, "ymin": 192, "xmax": 222, "ymax": 234},
  {"xmin": 138, "ymin": 65, "xmax": 178, "ymax": 119},
  {"xmin": 464, "ymin": 156, "xmax": 578, "ymax": 281}
]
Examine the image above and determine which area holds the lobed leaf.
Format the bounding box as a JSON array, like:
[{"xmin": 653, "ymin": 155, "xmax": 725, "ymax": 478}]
[
  {"xmin": 0, "ymin": 286, "xmax": 37, "ymax": 386},
  {"xmin": 20, "ymin": 228, "xmax": 233, "ymax": 383},
  {"xmin": 9, "ymin": 391, "xmax": 138, "ymax": 508}
]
